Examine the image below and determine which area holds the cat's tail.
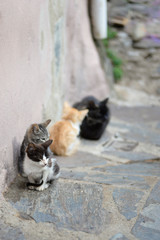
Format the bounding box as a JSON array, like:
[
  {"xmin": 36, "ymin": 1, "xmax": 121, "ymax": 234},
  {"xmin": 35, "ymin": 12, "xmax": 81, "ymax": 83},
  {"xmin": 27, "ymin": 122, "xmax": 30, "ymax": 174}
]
[{"xmin": 26, "ymin": 180, "xmax": 43, "ymax": 188}]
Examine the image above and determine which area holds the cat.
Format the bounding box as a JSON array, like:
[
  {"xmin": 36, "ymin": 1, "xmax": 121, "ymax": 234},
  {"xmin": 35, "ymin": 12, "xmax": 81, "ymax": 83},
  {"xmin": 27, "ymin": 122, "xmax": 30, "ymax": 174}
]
[
  {"xmin": 18, "ymin": 119, "xmax": 51, "ymax": 176},
  {"xmin": 73, "ymin": 96, "xmax": 100, "ymax": 110},
  {"xmin": 49, "ymin": 102, "xmax": 88, "ymax": 156},
  {"xmin": 73, "ymin": 96, "xmax": 110, "ymax": 140},
  {"xmin": 24, "ymin": 139, "xmax": 60, "ymax": 191}
]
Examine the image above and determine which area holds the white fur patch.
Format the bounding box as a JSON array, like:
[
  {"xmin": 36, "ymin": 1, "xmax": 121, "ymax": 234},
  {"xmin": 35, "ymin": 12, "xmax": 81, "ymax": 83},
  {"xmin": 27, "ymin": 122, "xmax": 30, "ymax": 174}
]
[
  {"xmin": 70, "ymin": 121, "xmax": 80, "ymax": 134},
  {"xmin": 23, "ymin": 155, "xmax": 60, "ymax": 191},
  {"xmin": 23, "ymin": 155, "xmax": 46, "ymax": 177}
]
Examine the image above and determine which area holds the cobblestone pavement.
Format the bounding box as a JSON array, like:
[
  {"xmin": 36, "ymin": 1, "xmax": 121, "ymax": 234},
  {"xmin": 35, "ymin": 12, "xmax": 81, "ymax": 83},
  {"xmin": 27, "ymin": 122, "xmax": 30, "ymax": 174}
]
[{"xmin": 1, "ymin": 100, "xmax": 160, "ymax": 240}]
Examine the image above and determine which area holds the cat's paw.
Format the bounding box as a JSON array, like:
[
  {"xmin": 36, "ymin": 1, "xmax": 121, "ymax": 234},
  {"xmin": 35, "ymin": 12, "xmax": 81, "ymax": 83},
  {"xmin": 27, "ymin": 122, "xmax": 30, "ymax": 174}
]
[
  {"xmin": 36, "ymin": 184, "xmax": 45, "ymax": 191},
  {"xmin": 44, "ymin": 183, "xmax": 50, "ymax": 189},
  {"xmin": 36, "ymin": 183, "xmax": 49, "ymax": 191}
]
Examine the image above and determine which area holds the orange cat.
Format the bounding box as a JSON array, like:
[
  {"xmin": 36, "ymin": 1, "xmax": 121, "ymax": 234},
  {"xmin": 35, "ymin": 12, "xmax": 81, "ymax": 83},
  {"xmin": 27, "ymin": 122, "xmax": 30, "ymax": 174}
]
[{"xmin": 49, "ymin": 102, "xmax": 88, "ymax": 156}]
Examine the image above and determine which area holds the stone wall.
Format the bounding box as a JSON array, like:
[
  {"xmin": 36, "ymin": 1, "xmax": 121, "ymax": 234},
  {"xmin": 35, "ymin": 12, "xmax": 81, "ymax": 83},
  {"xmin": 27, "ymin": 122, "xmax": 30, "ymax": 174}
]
[{"xmin": 0, "ymin": 0, "xmax": 65, "ymax": 192}]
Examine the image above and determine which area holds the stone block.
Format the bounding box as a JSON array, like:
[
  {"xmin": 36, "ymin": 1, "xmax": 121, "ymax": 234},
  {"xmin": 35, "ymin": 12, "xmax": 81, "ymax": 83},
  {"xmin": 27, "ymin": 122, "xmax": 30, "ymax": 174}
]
[
  {"xmin": 127, "ymin": 21, "xmax": 147, "ymax": 41},
  {"xmin": 57, "ymin": 151, "xmax": 108, "ymax": 168},
  {"xmin": 110, "ymin": 233, "xmax": 129, "ymax": 240},
  {"xmin": 113, "ymin": 188, "xmax": 144, "ymax": 220},
  {"xmin": 132, "ymin": 181, "xmax": 160, "ymax": 239},
  {"xmin": 106, "ymin": 162, "xmax": 160, "ymax": 177},
  {"xmin": 61, "ymin": 169, "xmax": 150, "ymax": 190},
  {"xmin": 133, "ymin": 37, "xmax": 160, "ymax": 49},
  {"xmin": 102, "ymin": 150, "xmax": 158, "ymax": 162},
  {"xmin": 0, "ymin": 219, "xmax": 25, "ymax": 240},
  {"xmin": 4, "ymin": 179, "xmax": 108, "ymax": 234}
]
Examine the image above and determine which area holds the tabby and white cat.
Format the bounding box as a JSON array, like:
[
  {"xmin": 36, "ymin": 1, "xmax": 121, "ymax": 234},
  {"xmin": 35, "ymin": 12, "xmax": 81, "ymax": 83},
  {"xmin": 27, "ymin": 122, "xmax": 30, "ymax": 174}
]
[
  {"xmin": 49, "ymin": 102, "xmax": 88, "ymax": 156},
  {"xmin": 25, "ymin": 140, "xmax": 60, "ymax": 191},
  {"xmin": 18, "ymin": 119, "xmax": 51, "ymax": 176}
]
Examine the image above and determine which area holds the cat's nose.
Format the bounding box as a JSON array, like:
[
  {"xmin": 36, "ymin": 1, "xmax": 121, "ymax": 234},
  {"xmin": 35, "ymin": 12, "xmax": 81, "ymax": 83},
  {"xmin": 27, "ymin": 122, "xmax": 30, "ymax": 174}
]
[{"xmin": 41, "ymin": 160, "xmax": 47, "ymax": 166}]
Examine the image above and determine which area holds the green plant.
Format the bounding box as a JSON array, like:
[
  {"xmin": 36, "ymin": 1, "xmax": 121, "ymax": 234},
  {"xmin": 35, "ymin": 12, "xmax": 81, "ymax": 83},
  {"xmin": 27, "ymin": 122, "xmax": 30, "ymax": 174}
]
[
  {"xmin": 106, "ymin": 49, "xmax": 115, "ymax": 59},
  {"xmin": 107, "ymin": 27, "xmax": 117, "ymax": 40},
  {"xmin": 102, "ymin": 38, "xmax": 108, "ymax": 47},
  {"xmin": 102, "ymin": 27, "xmax": 123, "ymax": 82},
  {"xmin": 113, "ymin": 67, "xmax": 123, "ymax": 82},
  {"xmin": 102, "ymin": 27, "xmax": 117, "ymax": 47},
  {"xmin": 106, "ymin": 49, "xmax": 123, "ymax": 66},
  {"xmin": 112, "ymin": 57, "xmax": 122, "ymax": 67}
]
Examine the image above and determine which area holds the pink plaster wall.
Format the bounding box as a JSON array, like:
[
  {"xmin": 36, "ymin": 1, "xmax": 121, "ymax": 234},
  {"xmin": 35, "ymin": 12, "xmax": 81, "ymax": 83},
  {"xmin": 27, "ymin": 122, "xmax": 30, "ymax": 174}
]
[
  {"xmin": 0, "ymin": 0, "xmax": 109, "ymax": 192},
  {"xmin": 0, "ymin": 0, "xmax": 65, "ymax": 191}
]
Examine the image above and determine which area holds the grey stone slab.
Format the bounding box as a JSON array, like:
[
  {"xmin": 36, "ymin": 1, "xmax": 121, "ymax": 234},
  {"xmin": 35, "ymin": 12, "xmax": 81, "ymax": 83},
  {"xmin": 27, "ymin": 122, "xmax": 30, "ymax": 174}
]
[
  {"xmin": 102, "ymin": 150, "xmax": 158, "ymax": 162},
  {"xmin": 110, "ymin": 233, "xmax": 129, "ymax": 240},
  {"xmin": 148, "ymin": 1, "xmax": 160, "ymax": 19},
  {"xmin": 104, "ymin": 140, "xmax": 138, "ymax": 152},
  {"xmin": 113, "ymin": 188, "xmax": 144, "ymax": 220},
  {"xmin": 0, "ymin": 219, "xmax": 25, "ymax": 240},
  {"xmin": 128, "ymin": 3, "xmax": 149, "ymax": 15},
  {"xmin": 128, "ymin": 0, "xmax": 149, "ymax": 3},
  {"xmin": 145, "ymin": 180, "xmax": 160, "ymax": 205},
  {"xmin": 132, "ymin": 181, "xmax": 160, "ymax": 239},
  {"xmin": 133, "ymin": 37, "xmax": 160, "ymax": 49},
  {"xmin": 57, "ymin": 151, "xmax": 108, "ymax": 168},
  {"xmin": 156, "ymin": 122, "xmax": 160, "ymax": 130},
  {"xmin": 139, "ymin": 204, "xmax": 160, "ymax": 231},
  {"xmin": 109, "ymin": 5, "xmax": 129, "ymax": 19},
  {"xmin": 61, "ymin": 170, "xmax": 87, "ymax": 181},
  {"xmin": 105, "ymin": 162, "xmax": 160, "ymax": 177},
  {"xmin": 110, "ymin": 121, "xmax": 160, "ymax": 146},
  {"xmin": 4, "ymin": 178, "xmax": 108, "ymax": 234},
  {"xmin": 132, "ymin": 210, "xmax": 160, "ymax": 240},
  {"xmin": 122, "ymin": 124, "xmax": 160, "ymax": 147},
  {"xmin": 110, "ymin": 104, "xmax": 160, "ymax": 123},
  {"xmin": 61, "ymin": 170, "xmax": 150, "ymax": 190}
]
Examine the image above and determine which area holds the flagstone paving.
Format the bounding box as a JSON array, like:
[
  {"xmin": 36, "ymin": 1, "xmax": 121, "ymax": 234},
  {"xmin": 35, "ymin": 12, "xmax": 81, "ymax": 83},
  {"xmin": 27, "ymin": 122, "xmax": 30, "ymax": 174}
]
[{"xmin": 1, "ymin": 102, "xmax": 160, "ymax": 240}]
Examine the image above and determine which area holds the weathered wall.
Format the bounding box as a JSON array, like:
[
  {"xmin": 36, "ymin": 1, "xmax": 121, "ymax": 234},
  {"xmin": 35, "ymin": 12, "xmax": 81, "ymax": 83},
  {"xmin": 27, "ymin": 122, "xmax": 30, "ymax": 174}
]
[
  {"xmin": 0, "ymin": 0, "xmax": 65, "ymax": 192},
  {"xmin": 64, "ymin": 0, "xmax": 109, "ymax": 104},
  {"xmin": 0, "ymin": 0, "xmax": 109, "ymax": 192}
]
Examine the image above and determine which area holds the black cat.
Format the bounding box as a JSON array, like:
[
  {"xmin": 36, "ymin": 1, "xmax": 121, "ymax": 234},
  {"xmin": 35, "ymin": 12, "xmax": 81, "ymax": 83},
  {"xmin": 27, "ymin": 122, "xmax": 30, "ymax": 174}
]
[{"xmin": 73, "ymin": 96, "xmax": 110, "ymax": 140}]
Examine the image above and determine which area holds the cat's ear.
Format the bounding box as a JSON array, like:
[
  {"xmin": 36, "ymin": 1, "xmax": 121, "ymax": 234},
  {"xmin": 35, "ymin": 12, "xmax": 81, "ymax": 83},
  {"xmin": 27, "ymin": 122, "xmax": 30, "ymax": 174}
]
[
  {"xmin": 42, "ymin": 139, "xmax": 53, "ymax": 149},
  {"xmin": 26, "ymin": 142, "xmax": 36, "ymax": 152},
  {"xmin": 63, "ymin": 101, "xmax": 71, "ymax": 115},
  {"xmin": 101, "ymin": 97, "xmax": 109, "ymax": 106},
  {"xmin": 32, "ymin": 124, "xmax": 40, "ymax": 134},
  {"xmin": 41, "ymin": 119, "xmax": 51, "ymax": 127},
  {"xmin": 64, "ymin": 101, "xmax": 70, "ymax": 108},
  {"xmin": 87, "ymin": 101, "xmax": 97, "ymax": 110},
  {"xmin": 63, "ymin": 101, "xmax": 70, "ymax": 110}
]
